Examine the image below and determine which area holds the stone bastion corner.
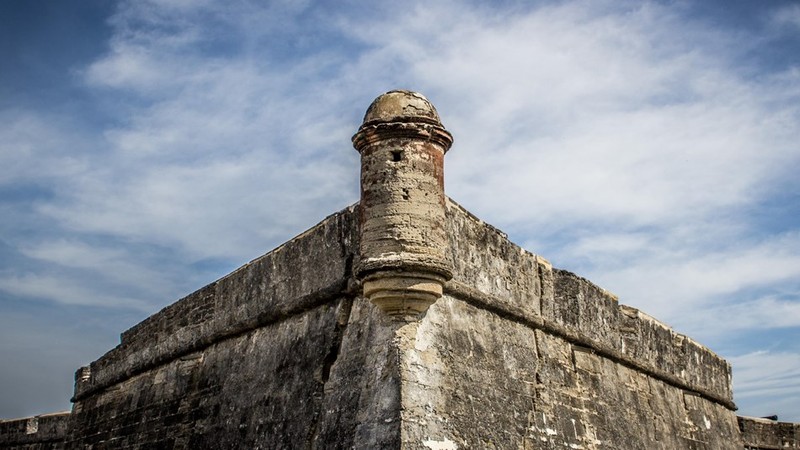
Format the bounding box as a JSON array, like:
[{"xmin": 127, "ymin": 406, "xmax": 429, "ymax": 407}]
[{"xmin": 1, "ymin": 89, "xmax": 796, "ymax": 449}]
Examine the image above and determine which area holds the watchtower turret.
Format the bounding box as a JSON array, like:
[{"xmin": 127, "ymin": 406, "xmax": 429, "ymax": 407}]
[{"xmin": 352, "ymin": 90, "xmax": 454, "ymax": 316}]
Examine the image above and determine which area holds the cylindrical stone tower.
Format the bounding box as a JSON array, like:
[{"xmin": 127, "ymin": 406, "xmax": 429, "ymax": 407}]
[{"xmin": 352, "ymin": 90, "xmax": 454, "ymax": 316}]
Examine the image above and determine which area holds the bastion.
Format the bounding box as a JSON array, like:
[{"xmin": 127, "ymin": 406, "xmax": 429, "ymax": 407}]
[{"xmin": 1, "ymin": 90, "xmax": 797, "ymax": 449}]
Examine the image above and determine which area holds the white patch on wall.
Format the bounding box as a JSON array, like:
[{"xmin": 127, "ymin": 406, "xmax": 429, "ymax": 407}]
[
  {"xmin": 25, "ymin": 417, "xmax": 38, "ymax": 434},
  {"xmin": 423, "ymin": 437, "xmax": 458, "ymax": 450}
]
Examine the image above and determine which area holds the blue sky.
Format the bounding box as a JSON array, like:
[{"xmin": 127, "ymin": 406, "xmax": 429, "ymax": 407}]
[{"xmin": 1, "ymin": 0, "xmax": 799, "ymax": 422}]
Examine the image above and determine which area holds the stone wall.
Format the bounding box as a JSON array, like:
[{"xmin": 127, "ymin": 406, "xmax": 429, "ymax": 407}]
[
  {"xmin": 0, "ymin": 412, "xmax": 70, "ymax": 450},
  {"xmin": 389, "ymin": 199, "xmax": 743, "ymax": 448},
  {"xmin": 66, "ymin": 205, "xmax": 368, "ymax": 448},
  {"xmin": 739, "ymin": 416, "xmax": 800, "ymax": 449},
  {"xmin": 444, "ymin": 198, "xmax": 733, "ymax": 406},
  {"xmin": 74, "ymin": 205, "xmax": 358, "ymax": 403},
  {"xmin": 398, "ymin": 295, "xmax": 743, "ymax": 449},
  {"xmin": 0, "ymin": 202, "xmax": 796, "ymax": 449}
]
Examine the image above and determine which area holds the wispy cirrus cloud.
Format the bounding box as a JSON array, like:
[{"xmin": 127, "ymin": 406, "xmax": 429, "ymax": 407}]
[
  {"xmin": 559, "ymin": 231, "xmax": 800, "ymax": 325},
  {"xmin": 0, "ymin": 111, "xmax": 91, "ymax": 186},
  {"xmin": 0, "ymin": 273, "xmax": 150, "ymax": 310},
  {"xmin": 731, "ymin": 350, "xmax": 800, "ymax": 419},
  {"xmin": 770, "ymin": 3, "xmax": 800, "ymax": 31}
]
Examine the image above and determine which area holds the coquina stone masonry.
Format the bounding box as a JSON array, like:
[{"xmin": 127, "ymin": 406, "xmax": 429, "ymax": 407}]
[
  {"xmin": 353, "ymin": 90, "xmax": 454, "ymax": 317},
  {"xmin": 1, "ymin": 90, "xmax": 797, "ymax": 449}
]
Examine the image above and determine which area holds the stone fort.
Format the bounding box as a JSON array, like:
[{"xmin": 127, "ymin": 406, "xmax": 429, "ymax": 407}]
[{"xmin": 1, "ymin": 91, "xmax": 797, "ymax": 449}]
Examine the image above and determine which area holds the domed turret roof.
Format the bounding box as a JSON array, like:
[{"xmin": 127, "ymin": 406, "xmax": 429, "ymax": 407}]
[{"xmin": 361, "ymin": 90, "xmax": 442, "ymax": 126}]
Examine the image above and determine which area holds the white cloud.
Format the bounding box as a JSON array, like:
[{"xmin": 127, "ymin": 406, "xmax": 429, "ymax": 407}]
[
  {"xmin": 18, "ymin": 239, "xmax": 178, "ymax": 295},
  {"xmin": 0, "ymin": 111, "xmax": 91, "ymax": 186},
  {"xmin": 43, "ymin": 10, "xmax": 363, "ymax": 261},
  {"xmin": 392, "ymin": 3, "xmax": 799, "ymax": 232},
  {"xmin": 731, "ymin": 350, "xmax": 800, "ymax": 421},
  {"xmin": 568, "ymin": 231, "xmax": 800, "ymax": 332},
  {"xmin": 0, "ymin": 273, "xmax": 150, "ymax": 310},
  {"xmin": 714, "ymin": 297, "xmax": 800, "ymax": 331},
  {"xmin": 37, "ymin": 151, "xmax": 356, "ymax": 261},
  {"xmin": 56, "ymin": 0, "xmax": 800, "ymax": 266},
  {"xmin": 770, "ymin": 3, "xmax": 800, "ymax": 31}
]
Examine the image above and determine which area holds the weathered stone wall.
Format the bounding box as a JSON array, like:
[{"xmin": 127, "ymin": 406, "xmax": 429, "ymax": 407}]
[
  {"xmin": 71, "ymin": 298, "xmax": 355, "ymax": 448},
  {"xmin": 444, "ymin": 198, "xmax": 733, "ymax": 406},
  {"xmin": 0, "ymin": 412, "xmax": 70, "ymax": 449},
  {"xmin": 74, "ymin": 205, "xmax": 358, "ymax": 403},
  {"xmin": 0, "ymin": 198, "xmax": 796, "ymax": 449},
  {"xmin": 66, "ymin": 206, "xmax": 374, "ymax": 448},
  {"xmin": 397, "ymin": 295, "xmax": 743, "ymax": 449},
  {"xmin": 739, "ymin": 416, "xmax": 800, "ymax": 449},
  {"xmin": 385, "ymin": 199, "xmax": 742, "ymax": 448}
]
